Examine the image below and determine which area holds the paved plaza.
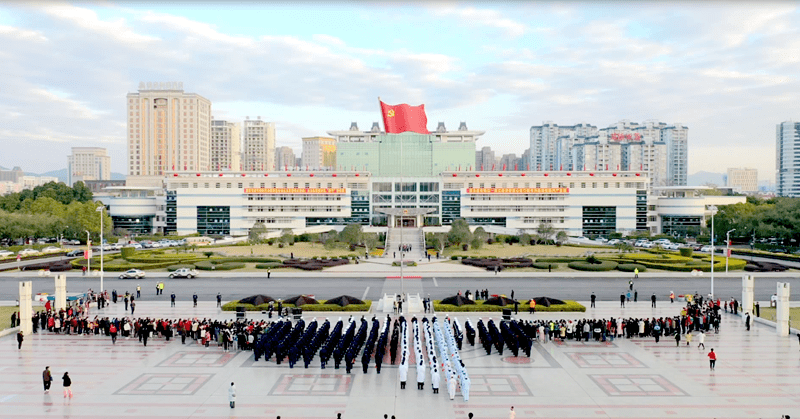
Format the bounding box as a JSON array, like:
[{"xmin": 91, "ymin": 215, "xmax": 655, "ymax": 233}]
[{"xmin": 2, "ymin": 297, "xmax": 799, "ymax": 419}]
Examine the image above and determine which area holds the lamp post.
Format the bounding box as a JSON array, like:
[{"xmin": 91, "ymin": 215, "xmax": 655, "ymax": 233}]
[
  {"xmin": 709, "ymin": 205, "xmax": 717, "ymax": 299},
  {"xmin": 96, "ymin": 206, "xmax": 105, "ymax": 294},
  {"xmin": 725, "ymin": 229, "xmax": 736, "ymax": 273}
]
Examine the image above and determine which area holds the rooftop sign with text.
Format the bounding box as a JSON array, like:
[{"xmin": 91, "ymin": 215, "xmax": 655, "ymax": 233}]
[
  {"xmin": 243, "ymin": 188, "xmax": 347, "ymax": 194},
  {"xmin": 465, "ymin": 188, "xmax": 569, "ymax": 194}
]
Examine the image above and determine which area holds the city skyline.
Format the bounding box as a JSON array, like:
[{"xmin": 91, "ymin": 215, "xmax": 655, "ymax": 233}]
[{"xmin": 1, "ymin": 2, "xmax": 797, "ymax": 181}]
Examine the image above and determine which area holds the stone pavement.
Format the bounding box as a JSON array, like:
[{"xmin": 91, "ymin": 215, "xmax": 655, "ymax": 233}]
[{"xmin": 2, "ymin": 300, "xmax": 799, "ymax": 419}]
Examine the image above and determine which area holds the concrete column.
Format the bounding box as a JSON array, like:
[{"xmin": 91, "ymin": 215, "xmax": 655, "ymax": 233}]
[
  {"xmin": 55, "ymin": 274, "xmax": 67, "ymax": 312},
  {"xmin": 742, "ymin": 274, "xmax": 754, "ymax": 321},
  {"xmin": 776, "ymin": 282, "xmax": 791, "ymax": 337},
  {"xmin": 18, "ymin": 281, "xmax": 32, "ymax": 335}
]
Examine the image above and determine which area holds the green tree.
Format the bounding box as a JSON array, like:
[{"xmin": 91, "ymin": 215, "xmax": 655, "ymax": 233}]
[
  {"xmin": 339, "ymin": 223, "xmax": 363, "ymax": 246},
  {"xmin": 249, "ymin": 222, "xmax": 268, "ymax": 244},
  {"xmin": 363, "ymin": 233, "xmax": 379, "ymax": 254},
  {"xmin": 447, "ymin": 218, "xmax": 472, "ymax": 246},
  {"xmin": 279, "ymin": 228, "xmax": 295, "ymax": 246},
  {"xmin": 555, "ymin": 230, "xmax": 568, "ymax": 244},
  {"xmin": 536, "ymin": 223, "xmax": 555, "ymax": 244},
  {"xmin": 520, "ymin": 233, "xmax": 532, "ymax": 246}
]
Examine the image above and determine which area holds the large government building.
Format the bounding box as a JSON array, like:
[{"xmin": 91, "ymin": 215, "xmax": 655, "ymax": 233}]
[{"xmin": 107, "ymin": 122, "xmax": 742, "ymax": 238}]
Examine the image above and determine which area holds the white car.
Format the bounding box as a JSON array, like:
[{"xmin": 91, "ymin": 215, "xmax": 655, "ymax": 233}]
[
  {"xmin": 17, "ymin": 248, "xmax": 40, "ymax": 256},
  {"xmin": 119, "ymin": 269, "xmax": 146, "ymax": 279},
  {"xmin": 607, "ymin": 239, "xmax": 621, "ymax": 246},
  {"xmin": 41, "ymin": 246, "xmax": 62, "ymax": 253},
  {"xmin": 700, "ymin": 246, "xmax": 713, "ymax": 252},
  {"xmin": 112, "ymin": 243, "xmax": 123, "ymax": 250},
  {"xmin": 0, "ymin": 250, "xmax": 14, "ymax": 258},
  {"xmin": 126, "ymin": 244, "xmax": 143, "ymax": 250},
  {"xmin": 169, "ymin": 268, "xmax": 198, "ymax": 279}
]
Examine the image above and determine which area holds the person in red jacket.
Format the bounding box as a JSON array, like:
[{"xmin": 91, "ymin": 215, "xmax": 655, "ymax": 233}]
[{"xmin": 707, "ymin": 348, "xmax": 716, "ymax": 370}]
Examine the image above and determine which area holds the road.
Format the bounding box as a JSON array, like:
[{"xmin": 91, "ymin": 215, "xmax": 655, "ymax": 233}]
[{"xmin": 1, "ymin": 274, "xmax": 798, "ymax": 303}]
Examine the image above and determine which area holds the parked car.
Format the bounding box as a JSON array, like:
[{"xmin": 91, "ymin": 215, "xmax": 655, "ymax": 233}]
[
  {"xmin": 772, "ymin": 248, "xmax": 788, "ymax": 254},
  {"xmin": 699, "ymin": 246, "xmax": 712, "ymax": 252},
  {"xmin": 17, "ymin": 248, "xmax": 40, "ymax": 256},
  {"xmin": 41, "ymin": 246, "xmax": 62, "ymax": 253},
  {"xmin": 119, "ymin": 269, "xmax": 146, "ymax": 279},
  {"xmin": 653, "ymin": 239, "xmax": 672, "ymax": 245},
  {"xmin": 65, "ymin": 249, "xmax": 84, "ymax": 257},
  {"xmin": 125, "ymin": 243, "xmax": 143, "ymax": 250},
  {"xmin": 0, "ymin": 250, "xmax": 14, "ymax": 258},
  {"xmin": 112, "ymin": 243, "xmax": 123, "ymax": 250},
  {"xmin": 634, "ymin": 240, "xmax": 647, "ymax": 247},
  {"xmin": 169, "ymin": 268, "xmax": 198, "ymax": 279},
  {"xmin": 607, "ymin": 239, "xmax": 621, "ymax": 246}
]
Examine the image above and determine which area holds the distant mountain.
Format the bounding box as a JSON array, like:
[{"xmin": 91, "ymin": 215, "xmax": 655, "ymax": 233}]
[
  {"xmin": 687, "ymin": 171, "xmax": 725, "ymax": 187},
  {"xmin": 21, "ymin": 168, "xmax": 126, "ymax": 183}
]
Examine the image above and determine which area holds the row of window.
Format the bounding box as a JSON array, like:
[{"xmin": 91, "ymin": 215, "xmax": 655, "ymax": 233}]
[{"xmin": 247, "ymin": 206, "xmax": 342, "ymax": 212}]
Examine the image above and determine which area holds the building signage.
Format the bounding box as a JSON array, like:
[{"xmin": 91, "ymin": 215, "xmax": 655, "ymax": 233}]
[
  {"xmin": 611, "ymin": 133, "xmax": 641, "ymax": 141},
  {"xmin": 465, "ymin": 187, "xmax": 569, "ymax": 194},
  {"xmin": 244, "ymin": 188, "xmax": 347, "ymax": 194}
]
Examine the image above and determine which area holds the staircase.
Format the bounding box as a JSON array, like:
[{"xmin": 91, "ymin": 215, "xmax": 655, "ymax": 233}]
[{"xmin": 384, "ymin": 227, "xmax": 426, "ymax": 261}]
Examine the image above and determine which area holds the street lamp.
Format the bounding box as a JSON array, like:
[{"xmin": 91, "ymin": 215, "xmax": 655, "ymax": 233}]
[
  {"xmin": 709, "ymin": 205, "xmax": 718, "ymax": 300},
  {"xmin": 726, "ymin": 228, "xmax": 736, "ymax": 273},
  {"xmin": 96, "ymin": 206, "xmax": 105, "ymax": 294}
]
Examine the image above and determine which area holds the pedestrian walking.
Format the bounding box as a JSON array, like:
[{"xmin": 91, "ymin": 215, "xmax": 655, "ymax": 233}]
[
  {"xmin": 447, "ymin": 375, "xmax": 456, "ymax": 400},
  {"xmin": 670, "ymin": 291, "xmax": 674, "ymax": 303},
  {"xmin": 590, "ymin": 293, "xmax": 596, "ymax": 308},
  {"xmin": 228, "ymin": 382, "xmax": 236, "ymax": 408},
  {"xmin": 130, "ymin": 300, "xmax": 136, "ymax": 316},
  {"xmin": 193, "ymin": 293, "xmax": 198, "ymax": 307},
  {"xmin": 136, "ymin": 285, "xmax": 141, "ymax": 298},
  {"xmin": 17, "ymin": 330, "xmax": 23, "ymax": 350},
  {"xmin": 708, "ymin": 348, "xmax": 716, "ymax": 370},
  {"xmin": 651, "ymin": 293, "xmax": 657, "ymax": 308},
  {"xmin": 634, "ymin": 268, "xmax": 639, "ymax": 279},
  {"xmin": 620, "ymin": 294, "xmax": 625, "ymax": 308},
  {"xmin": 634, "ymin": 290, "xmax": 638, "ymax": 302},
  {"xmin": 171, "ymin": 293, "xmax": 176, "ymax": 307},
  {"xmin": 685, "ymin": 331, "xmax": 692, "ymax": 346},
  {"xmin": 267, "ymin": 268, "xmax": 271, "ymax": 279},
  {"xmin": 529, "ymin": 299, "xmax": 536, "ymax": 314},
  {"xmin": 755, "ymin": 301, "xmax": 760, "ymax": 317},
  {"xmin": 745, "ymin": 312, "xmax": 751, "ymax": 331},
  {"xmin": 675, "ymin": 332, "xmax": 681, "ymax": 346},
  {"xmin": 217, "ymin": 293, "xmax": 222, "ymax": 308},
  {"xmin": 509, "ymin": 406, "xmax": 516, "ymax": 419},
  {"xmin": 629, "ymin": 280, "xmax": 633, "ymax": 290},
  {"xmin": 62, "ymin": 372, "xmax": 72, "ymax": 398},
  {"xmin": 42, "ymin": 366, "xmax": 52, "ymax": 393},
  {"xmin": 697, "ymin": 331, "xmax": 705, "ymax": 349}
]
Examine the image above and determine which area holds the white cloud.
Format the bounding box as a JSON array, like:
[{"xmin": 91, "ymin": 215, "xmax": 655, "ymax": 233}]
[{"xmin": 429, "ymin": 6, "xmax": 526, "ymax": 37}]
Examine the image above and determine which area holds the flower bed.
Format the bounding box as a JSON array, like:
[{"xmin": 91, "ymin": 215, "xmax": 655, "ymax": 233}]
[
  {"xmin": 567, "ymin": 260, "xmax": 619, "ymax": 271},
  {"xmin": 221, "ymin": 299, "xmax": 371, "ymax": 312},
  {"xmin": 433, "ymin": 300, "xmax": 585, "ymax": 312}
]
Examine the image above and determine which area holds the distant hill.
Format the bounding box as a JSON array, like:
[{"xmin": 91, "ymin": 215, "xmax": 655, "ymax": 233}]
[
  {"xmin": 21, "ymin": 168, "xmax": 125, "ymax": 183},
  {"xmin": 687, "ymin": 171, "xmax": 725, "ymax": 187}
]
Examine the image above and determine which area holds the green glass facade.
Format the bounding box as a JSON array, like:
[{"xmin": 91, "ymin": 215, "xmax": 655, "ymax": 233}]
[{"xmin": 337, "ymin": 133, "xmax": 475, "ymax": 176}]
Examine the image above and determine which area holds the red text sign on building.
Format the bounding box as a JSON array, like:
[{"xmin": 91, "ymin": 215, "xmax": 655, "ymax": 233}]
[
  {"xmin": 611, "ymin": 133, "xmax": 641, "ymax": 141},
  {"xmin": 465, "ymin": 187, "xmax": 569, "ymax": 194},
  {"xmin": 243, "ymin": 188, "xmax": 347, "ymax": 194}
]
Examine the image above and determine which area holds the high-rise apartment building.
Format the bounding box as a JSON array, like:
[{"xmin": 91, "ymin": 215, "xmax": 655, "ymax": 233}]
[
  {"xmin": 68, "ymin": 147, "xmax": 111, "ymax": 186},
  {"xmin": 301, "ymin": 136, "xmax": 336, "ymax": 170},
  {"xmin": 127, "ymin": 82, "xmax": 211, "ymax": 177},
  {"xmin": 210, "ymin": 119, "xmax": 241, "ymax": 171},
  {"xmin": 726, "ymin": 168, "xmax": 758, "ymax": 193},
  {"xmin": 777, "ymin": 121, "xmax": 800, "ymax": 197},
  {"xmin": 275, "ymin": 146, "xmax": 297, "ymax": 171},
  {"xmin": 529, "ymin": 120, "xmax": 687, "ymax": 186},
  {"xmin": 475, "ymin": 146, "xmax": 496, "ymax": 170},
  {"xmin": 499, "ymin": 153, "xmax": 518, "ymax": 171},
  {"xmin": 242, "ymin": 117, "xmax": 275, "ymax": 171}
]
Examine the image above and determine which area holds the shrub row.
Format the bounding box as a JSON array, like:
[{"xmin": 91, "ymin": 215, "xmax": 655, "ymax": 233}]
[
  {"xmin": 432, "ymin": 300, "xmax": 585, "ymax": 312},
  {"xmin": 221, "ymin": 300, "xmax": 372, "ymax": 312},
  {"xmin": 194, "ymin": 261, "xmax": 245, "ymax": 270},
  {"xmin": 460, "ymin": 258, "xmax": 534, "ymax": 270},
  {"xmin": 616, "ymin": 263, "xmax": 646, "ymax": 273},
  {"xmin": 282, "ymin": 258, "xmax": 350, "ymax": 270},
  {"xmin": 535, "ymin": 257, "xmax": 585, "ymax": 263},
  {"xmin": 392, "ymin": 261, "xmax": 418, "ymax": 267},
  {"xmin": 255, "ymin": 263, "xmax": 283, "ymax": 269},
  {"xmin": 531, "ymin": 261, "xmax": 558, "ymax": 269},
  {"xmin": 567, "ymin": 260, "xmax": 619, "ymax": 271}
]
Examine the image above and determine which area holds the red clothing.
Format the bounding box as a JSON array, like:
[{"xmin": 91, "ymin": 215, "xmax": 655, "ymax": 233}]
[{"xmin": 707, "ymin": 351, "xmax": 716, "ymax": 361}]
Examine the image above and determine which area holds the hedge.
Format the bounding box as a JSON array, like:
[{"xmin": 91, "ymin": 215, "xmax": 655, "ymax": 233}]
[
  {"xmin": 433, "ymin": 300, "xmax": 585, "ymax": 312},
  {"xmin": 222, "ymin": 300, "xmax": 372, "ymax": 312},
  {"xmin": 634, "ymin": 258, "xmax": 747, "ymax": 272},
  {"xmin": 195, "ymin": 261, "xmax": 245, "ymax": 271},
  {"xmin": 392, "ymin": 261, "xmax": 418, "ymax": 267},
  {"xmin": 531, "ymin": 262, "xmax": 558, "ymax": 269},
  {"xmin": 535, "ymin": 257, "xmax": 584, "ymax": 263},
  {"xmin": 616, "ymin": 263, "xmax": 646, "ymax": 273},
  {"xmin": 167, "ymin": 264, "xmax": 196, "ymax": 272},
  {"xmin": 568, "ymin": 260, "xmax": 619, "ymax": 271},
  {"xmin": 255, "ymin": 263, "xmax": 283, "ymax": 269},
  {"xmin": 123, "ymin": 254, "xmax": 202, "ymax": 263}
]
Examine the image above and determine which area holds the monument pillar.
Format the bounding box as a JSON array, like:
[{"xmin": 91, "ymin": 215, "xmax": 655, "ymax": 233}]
[
  {"xmin": 776, "ymin": 282, "xmax": 791, "ymax": 337},
  {"xmin": 55, "ymin": 274, "xmax": 67, "ymax": 312},
  {"xmin": 18, "ymin": 281, "xmax": 32, "ymax": 335},
  {"xmin": 742, "ymin": 274, "xmax": 754, "ymax": 320}
]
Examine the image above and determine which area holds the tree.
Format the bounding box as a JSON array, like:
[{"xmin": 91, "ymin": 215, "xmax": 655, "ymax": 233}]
[
  {"xmin": 520, "ymin": 233, "xmax": 532, "ymax": 246},
  {"xmin": 279, "ymin": 228, "xmax": 295, "ymax": 246},
  {"xmin": 447, "ymin": 218, "xmax": 472, "ymax": 246},
  {"xmin": 472, "ymin": 227, "xmax": 487, "ymax": 249},
  {"xmin": 536, "ymin": 223, "xmax": 555, "ymax": 244},
  {"xmin": 63, "ymin": 201, "xmax": 112, "ymax": 241},
  {"xmin": 426, "ymin": 232, "xmax": 447, "ymax": 254},
  {"xmin": 555, "ymin": 230, "xmax": 568, "ymax": 245},
  {"xmin": 249, "ymin": 222, "xmax": 268, "ymax": 244},
  {"xmin": 363, "ymin": 233, "xmax": 379, "ymax": 254},
  {"xmin": 339, "ymin": 223, "xmax": 363, "ymax": 246}
]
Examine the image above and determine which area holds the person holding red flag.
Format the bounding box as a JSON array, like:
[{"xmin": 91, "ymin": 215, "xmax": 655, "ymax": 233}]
[{"xmin": 379, "ymin": 99, "xmax": 429, "ymax": 134}]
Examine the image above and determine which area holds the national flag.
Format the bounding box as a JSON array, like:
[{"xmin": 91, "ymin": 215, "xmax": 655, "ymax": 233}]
[
  {"xmin": 514, "ymin": 163, "xmax": 518, "ymax": 171},
  {"xmin": 503, "ymin": 164, "xmax": 506, "ymax": 171},
  {"xmin": 379, "ymin": 100, "xmax": 430, "ymax": 134},
  {"xmin": 491, "ymin": 164, "xmax": 495, "ymax": 171},
  {"xmin": 480, "ymin": 165, "xmax": 483, "ymax": 171}
]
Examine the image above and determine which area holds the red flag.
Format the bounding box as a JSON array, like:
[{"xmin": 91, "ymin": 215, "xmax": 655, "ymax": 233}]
[
  {"xmin": 503, "ymin": 164, "xmax": 506, "ymax": 171},
  {"xmin": 379, "ymin": 100, "xmax": 429, "ymax": 134},
  {"xmin": 514, "ymin": 163, "xmax": 517, "ymax": 171},
  {"xmin": 480, "ymin": 165, "xmax": 483, "ymax": 171},
  {"xmin": 491, "ymin": 164, "xmax": 495, "ymax": 171},
  {"xmin": 183, "ymin": 164, "xmax": 187, "ymax": 170},
  {"xmin": 606, "ymin": 164, "xmax": 609, "ymax": 170},
  {"xmin": 172, "ymin": 164, "xmax": 175, "ymax": 171},
  {"xmin": 559, "ymin": 164, "xmax": 562, "ymax": 171},
  {"xmin": 527, "ymin": 164, "xmax": 530, "ymax": 171}
]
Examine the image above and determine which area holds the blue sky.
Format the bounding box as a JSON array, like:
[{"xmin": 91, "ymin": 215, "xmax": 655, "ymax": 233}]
[{"xmin": 1, "ymin": 2, "xmax": 798, "ymax": 183}]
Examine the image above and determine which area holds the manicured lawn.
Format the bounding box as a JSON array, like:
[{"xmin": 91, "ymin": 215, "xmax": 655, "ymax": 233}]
[
  {"xmin": 213, "ymin": 242, "xmax": 367, "ymax": 258},
  {"xmin": 757, "ymin": 307, "xmax": 800, "ymax": 326},
  {"xmin": 441, "ymin": 243, "xmax": 617, "ymax": 258},
  {"xmin": 0, "ymin": 305, "xmax": 46, "ymax": 332}
]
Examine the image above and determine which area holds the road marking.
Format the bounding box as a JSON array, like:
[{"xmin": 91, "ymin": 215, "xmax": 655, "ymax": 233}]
[
  {"xmin": 433, "ymin": 277, "xmax": 438, "ymax": 287},
  {"xmin": 361, "ymin": 287, "xmax": 370, "ymax": 301},
  {"xmin": 0, "ymin": 394, "xmax": 17, "ymax": 403}
]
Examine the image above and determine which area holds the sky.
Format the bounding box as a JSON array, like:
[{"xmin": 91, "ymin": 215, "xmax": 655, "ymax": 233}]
[{"xmin": 1, "ymin": 1, "xmax": 798, "ymax": 182}]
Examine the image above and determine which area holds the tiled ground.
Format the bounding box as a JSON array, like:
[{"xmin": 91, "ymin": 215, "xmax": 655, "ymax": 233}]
[{"xmin": 2, "ymin": 300, "xmax": 799, "ymax": 418}]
